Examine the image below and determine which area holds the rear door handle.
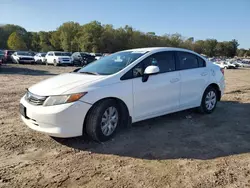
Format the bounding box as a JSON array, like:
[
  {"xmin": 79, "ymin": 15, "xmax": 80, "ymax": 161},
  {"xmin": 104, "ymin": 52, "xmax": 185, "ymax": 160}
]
[
  {"xmin": 170, "ymin": 78, "xmax": 180, "ymax": 83},
  {"xmin": 201, "ymin": 72, "xmax": 208, "ymax": 76}
]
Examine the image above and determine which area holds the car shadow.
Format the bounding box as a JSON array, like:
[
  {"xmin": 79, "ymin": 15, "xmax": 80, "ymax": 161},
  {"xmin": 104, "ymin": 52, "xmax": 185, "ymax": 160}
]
[
  {"xmin": 53, "ymin": 100, "xmax": 250, "ymax": 160},
  {"xmin": 0, "ymin": 64, "xmax": 56, "ymax": 76}
]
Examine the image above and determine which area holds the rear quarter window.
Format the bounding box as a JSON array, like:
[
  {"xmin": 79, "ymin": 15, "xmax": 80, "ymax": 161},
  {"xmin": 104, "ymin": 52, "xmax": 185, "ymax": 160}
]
[{"xmin": 198, "ymin": 56, "xmax": 206, "ymax": 67}]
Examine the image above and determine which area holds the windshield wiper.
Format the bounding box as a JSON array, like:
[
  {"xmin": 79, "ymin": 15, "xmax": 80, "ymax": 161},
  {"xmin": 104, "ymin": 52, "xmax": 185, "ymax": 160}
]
[{"xmin": 79, "ymin": 71, "xmax": 99, "ymax": 75}]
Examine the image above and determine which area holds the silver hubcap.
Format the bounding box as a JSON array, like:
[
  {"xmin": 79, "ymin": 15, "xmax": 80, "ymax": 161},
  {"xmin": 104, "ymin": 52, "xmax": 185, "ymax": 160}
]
[
  {"xmin": 101, "ymin": 106, "xmax": 118, "ymax": 136},
  {"xmin": 205, "ymin": 91, "xmax": 216, "ymax": 110}
]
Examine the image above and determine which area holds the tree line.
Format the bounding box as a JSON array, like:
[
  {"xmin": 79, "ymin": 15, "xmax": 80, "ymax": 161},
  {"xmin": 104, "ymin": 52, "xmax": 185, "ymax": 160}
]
[{"xmin": 0, "ymin": 21, "xmax": 249, "ymax": 57}]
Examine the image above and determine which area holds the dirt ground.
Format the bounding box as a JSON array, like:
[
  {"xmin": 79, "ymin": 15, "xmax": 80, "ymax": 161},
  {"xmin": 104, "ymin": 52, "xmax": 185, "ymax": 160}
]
[{"xmin": 0, "ymin": 64, "xmax": 250, "ymax": 188}]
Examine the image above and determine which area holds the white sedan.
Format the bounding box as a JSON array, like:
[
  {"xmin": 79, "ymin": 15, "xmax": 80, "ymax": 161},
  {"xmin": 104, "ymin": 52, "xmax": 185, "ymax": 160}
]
[{"xmin": 20, "ymin": 47, "xmax": 225, "ymax": 141}]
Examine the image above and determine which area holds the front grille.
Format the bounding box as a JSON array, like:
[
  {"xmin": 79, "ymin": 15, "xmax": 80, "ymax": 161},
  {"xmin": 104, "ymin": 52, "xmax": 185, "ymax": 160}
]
[
  {"xmin": 62, "ymin": 58, "xmax": 70, "ymax": 61},
  {"xmin": 25, "ymin": 91, "xmax": 47, "ymax": 106},
  {"xmin": 20, "ymin": 57, "xmax": 34, "ymax": 61}
]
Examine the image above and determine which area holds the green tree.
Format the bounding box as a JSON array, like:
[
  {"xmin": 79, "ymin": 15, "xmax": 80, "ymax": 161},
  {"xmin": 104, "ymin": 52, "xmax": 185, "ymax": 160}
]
[
  {"xmin": 1, "ymin": 24, "xmax": 28, "ymax": 49},
  {"xmin": 38, "ymin": 31, "xmax": 53, "ymax": 52},
  {"xmin": 27, "ymin": 32, "xmax": 40, "ymax": 51},
  {"xmin": 7, "ymin": 32, "xmax": 27, "ymax": 50},
  {"xmin": 57, "ymin": 22, "xmax": 80, "ymax": 51},
  {"xmin": 193, "ymin": 40, "xmax": 205, "ymax": 54},
  {"xmin": 237, "ymin": 49, "xmax": 246, "ymax": 57},
  {"xmin": 203, "ymin": 39, "xmax": 218, "ymax": 57},
  {"xmin": 50, "ymin": 31, "xmax": 61, "ymax": 50},
  {"xmin": 79, "ymin": 21, "xmax": 104, "ymax": 52}
]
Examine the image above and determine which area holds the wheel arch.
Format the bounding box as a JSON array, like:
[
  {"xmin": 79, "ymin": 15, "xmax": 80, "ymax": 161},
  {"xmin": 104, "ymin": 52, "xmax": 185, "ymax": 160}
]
[
  {"xmin": 206, "ymin": 83, "xmax": 221, "ymax": 101},
  {"xmin": 82, "ymin": 97, "xmax": 131, "ymax": 135}
]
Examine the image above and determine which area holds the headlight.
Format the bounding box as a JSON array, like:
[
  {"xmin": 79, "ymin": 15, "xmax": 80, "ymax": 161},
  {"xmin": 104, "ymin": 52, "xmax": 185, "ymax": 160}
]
[{"xmin": 43, "ymin": 92, "xmax": 87, "ymax": 106}]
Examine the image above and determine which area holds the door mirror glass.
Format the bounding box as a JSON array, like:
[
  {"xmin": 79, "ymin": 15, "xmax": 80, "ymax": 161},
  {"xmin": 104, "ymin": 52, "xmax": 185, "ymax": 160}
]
[{"xmin": 144, "ymin": 65, "xmax": 160, "ymax": 75}]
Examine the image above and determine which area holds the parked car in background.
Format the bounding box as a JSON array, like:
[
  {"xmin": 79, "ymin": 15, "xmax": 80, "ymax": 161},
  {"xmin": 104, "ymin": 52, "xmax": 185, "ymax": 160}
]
[
  {"xmin": 233, "ymin": 60, "xmax": 245, "ymax": 67},
  {"xmin": 0, "ymin": 50, "xmax": 4, "ymax": 65},
  {"xmin": 11, "ymin": 51, "xmax": 35, "ymax": 64},
  {"xmin": 20, "ymin": 47, "xmax": 225, "ymax": 142},
  {"xmin": 3, "ymin": 50, "xmax": 15, "ymax": 63},
  {"xmin": 45, "ymin": 51, "xmax": 73, "ymax": 66},
  {"xmin": 72, "ymin": 52, "xmax": 96, "ymax": 66},
  {"xmin": 93, "ymin": 53, "xmax": 103, "ymax": 60},
  {"xmin": 225, "ymin": 61, "xmax": 237, "ymax": 69},
  {"xmin": 34, "ymin": 53, "xmax": 47, "ymax": 64},
  {"xmin": 213, "ymin": 61, "xmax": 229, "ymax": 69}
]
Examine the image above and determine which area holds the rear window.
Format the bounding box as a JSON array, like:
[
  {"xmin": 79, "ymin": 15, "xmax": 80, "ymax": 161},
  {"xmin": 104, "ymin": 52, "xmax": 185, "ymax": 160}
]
[{"xmin": 17, "ymin": 52, "xmax": 32, "ymax": 56}]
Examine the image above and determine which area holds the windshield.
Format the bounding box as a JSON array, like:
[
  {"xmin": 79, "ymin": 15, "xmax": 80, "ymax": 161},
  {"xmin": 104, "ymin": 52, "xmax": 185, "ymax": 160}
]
[
  {"xmin": 54, "ymin": 52, "xmax": 71, "ymax": 56},
  {"xmin": 78, "ymin": 51, "xmax": 147, "ymax": 75},
  {"xmin": 41, "ymin": 53, "xmax": 46, "ymax": 57},
  {"xmin": 80, "ymin": 52, "xmax": 90, "ymax": 56},
  {"xmin": 17, "ymin": 52, "xmax": 32, "ymax": 56},
  {"xmin": 63, "ymin": 52, "xmax": 71, "ymax": 56}
]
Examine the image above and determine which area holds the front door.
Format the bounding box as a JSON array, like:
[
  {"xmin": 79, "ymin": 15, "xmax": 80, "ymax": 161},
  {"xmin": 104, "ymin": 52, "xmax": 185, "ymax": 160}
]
[{"xmin": 132, "ymin": 51, "xmax": 181, "ymax": 120}]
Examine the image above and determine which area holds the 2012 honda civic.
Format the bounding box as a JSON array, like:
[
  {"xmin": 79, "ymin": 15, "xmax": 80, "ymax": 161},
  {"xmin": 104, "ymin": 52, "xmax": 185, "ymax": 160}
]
[{"xmin": 20, "ymin": 47, "xmax": 225, "ymax": 141}]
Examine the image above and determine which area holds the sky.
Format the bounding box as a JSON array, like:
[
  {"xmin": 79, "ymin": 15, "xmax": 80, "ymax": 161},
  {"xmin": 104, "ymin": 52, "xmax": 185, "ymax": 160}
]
[{"xmin": 1, "ymin": 0, "xmax": 250, "ymax": 48}]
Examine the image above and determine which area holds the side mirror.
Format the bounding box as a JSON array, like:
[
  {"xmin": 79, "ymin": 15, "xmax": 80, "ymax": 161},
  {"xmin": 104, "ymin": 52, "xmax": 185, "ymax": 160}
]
[
  {"xmin": 144, "ymin": 65, "xmax": 160, "ymax": 75},
  {"xmin": 142, "ymin": 65, "xmax": 160, "ymax": 82}
]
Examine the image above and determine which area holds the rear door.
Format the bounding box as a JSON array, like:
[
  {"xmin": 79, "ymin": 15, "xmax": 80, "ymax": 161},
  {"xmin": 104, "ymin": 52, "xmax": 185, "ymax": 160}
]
[{"xmin": 176, "ymin": 51, "xmax": 209, "ymax": 109}]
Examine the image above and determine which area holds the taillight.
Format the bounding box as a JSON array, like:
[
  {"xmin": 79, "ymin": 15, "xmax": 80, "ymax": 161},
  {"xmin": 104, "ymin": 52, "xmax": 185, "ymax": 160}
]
[{"xmin": 220, "ymin": 68, "xmax": 224, "ymax": 75}]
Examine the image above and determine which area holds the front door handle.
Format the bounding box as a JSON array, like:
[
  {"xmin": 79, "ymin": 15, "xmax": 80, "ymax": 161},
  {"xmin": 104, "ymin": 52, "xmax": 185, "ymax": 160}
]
[
  {"xmin": 170, "ymin": 78, "xmax": 180, "ymax": 83},
  {"xmin": 201, "ymin": 72, "xmax": 208, "ymax": 76}
]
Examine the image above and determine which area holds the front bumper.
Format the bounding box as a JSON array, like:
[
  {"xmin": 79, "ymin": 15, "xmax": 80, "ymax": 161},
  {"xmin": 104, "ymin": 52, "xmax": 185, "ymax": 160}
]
[
  {"xmin": 19, "ymin": 59, "xmax": 35, "ymax": 63},
  {"xmin": 20, "ymin": 96, "xmax": 92, "ymax": 137},
  {"xmin": 58, "ymin": 60, "xmax": 73, "ymax": 64}
]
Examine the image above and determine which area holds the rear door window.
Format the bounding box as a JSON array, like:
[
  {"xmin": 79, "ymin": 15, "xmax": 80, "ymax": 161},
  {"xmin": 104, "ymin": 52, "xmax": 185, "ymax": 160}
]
[{"xmin": 176, "ymin": 52, "xmax": 199, "ymax": 70}]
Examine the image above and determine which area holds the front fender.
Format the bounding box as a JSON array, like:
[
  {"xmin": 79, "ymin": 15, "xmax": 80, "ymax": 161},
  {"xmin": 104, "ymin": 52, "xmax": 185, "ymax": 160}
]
[{"xmin": 79, "ymin": 80, "xmax": 134, "ymax": 119}]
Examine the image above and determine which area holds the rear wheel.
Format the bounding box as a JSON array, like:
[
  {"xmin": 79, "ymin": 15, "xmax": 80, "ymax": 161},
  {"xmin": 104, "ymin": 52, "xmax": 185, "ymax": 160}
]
[
  {"xmin": 198, "ymin": 86, "xmax": 218, "ymax": 114},
  {"xmin": 86, "ymin": 99, "xmax": 121, "ymax": 142}
]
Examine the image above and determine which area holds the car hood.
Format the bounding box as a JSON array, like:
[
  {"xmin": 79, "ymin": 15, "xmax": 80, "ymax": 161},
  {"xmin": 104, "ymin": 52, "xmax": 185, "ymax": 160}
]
[{"xmin": 29, "ymin": 73, "xmax": 105, "ymax": 96}]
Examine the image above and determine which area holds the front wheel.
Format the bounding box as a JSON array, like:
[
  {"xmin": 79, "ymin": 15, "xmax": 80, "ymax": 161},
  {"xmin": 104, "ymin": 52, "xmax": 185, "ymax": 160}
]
[
  {"xmin": 53, "ymin": 59, "xmax": 58, "ymax": 66},
  {"xmin": 198, "ymin": 86, "xmax": 218, "ymax": 114},
  {"xmin": 86, "ymin": 99, "xmax": 121, "ymax": 142}
]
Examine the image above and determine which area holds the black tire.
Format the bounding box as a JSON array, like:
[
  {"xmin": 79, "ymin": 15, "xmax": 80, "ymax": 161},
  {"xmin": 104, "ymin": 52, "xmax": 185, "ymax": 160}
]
[
  {"xmin": 198, "ymin": 86, "xmax": 218, "ymax": 114},
  {"xmin": 53, "ymin": 59, "xmax": 58, "ymax": 66},
  {"xmin": 86, "ymin": 99, "xmax": 122, "ymax": 142}
]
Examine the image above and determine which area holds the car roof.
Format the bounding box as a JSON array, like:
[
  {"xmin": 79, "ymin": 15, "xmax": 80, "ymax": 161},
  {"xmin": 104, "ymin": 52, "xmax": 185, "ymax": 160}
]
[
  {"xmin": 123, "ymin": 47, "xmax": 205, "ymax": 59},
  {"xmin": 124, "ymin": 47, "xmax": 198, "ymax": 53}
]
